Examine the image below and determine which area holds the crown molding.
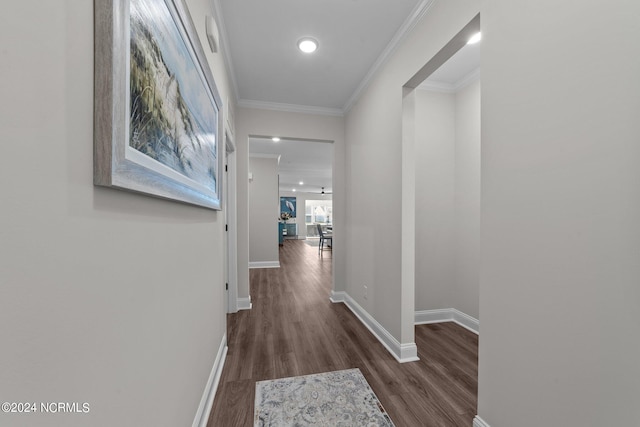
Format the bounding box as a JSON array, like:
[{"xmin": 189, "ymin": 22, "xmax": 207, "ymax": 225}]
[
  {"xmin": 417, "ymin": 80, "xmax": 456, "ymax": 93},
  {"xmin": 214, "ymin": 0, "xmax": 438, "ymax": 117},
  {"xmin": 453, "ymin": 67, "xmax": 481, "ymax": 91},
  {"xmin": 237, "ymin": 99, "xmax": 344, "ymax": 117},
  {"xmin": 342, "ymin": 0, "xmax": 436, "ymax": 113},
  {"xmin": 418, "ymin": 67, "xmax": 481, "ymax": 94}
]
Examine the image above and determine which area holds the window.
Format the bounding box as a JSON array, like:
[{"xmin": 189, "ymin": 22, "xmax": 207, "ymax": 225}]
[{"xmin": 305, "ymin": 200, "xmax": 332, "ymax": 224}]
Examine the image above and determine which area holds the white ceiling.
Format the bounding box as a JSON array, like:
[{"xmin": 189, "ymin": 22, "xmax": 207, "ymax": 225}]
[
  {"xmin": 250, "ymin": 137, "xmax": 333, "ymax": 194},
  {"xmin": 223, "ymin": 1, "xmax": 479, "ymax": 193},
  {"xmin": 217, "ymin": 0, "xmax": 424, "ymax": 113}
]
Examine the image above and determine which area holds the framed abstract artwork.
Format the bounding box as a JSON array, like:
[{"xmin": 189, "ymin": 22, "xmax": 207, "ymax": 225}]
[{"xmin": 94, "ymin": 0, "xmax": 223, "ymax": 210}]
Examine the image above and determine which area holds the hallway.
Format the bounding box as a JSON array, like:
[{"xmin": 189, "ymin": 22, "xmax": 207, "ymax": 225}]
[{"xmin": 209, "ymin": 240, "xmax": 478, "ymax": 426}]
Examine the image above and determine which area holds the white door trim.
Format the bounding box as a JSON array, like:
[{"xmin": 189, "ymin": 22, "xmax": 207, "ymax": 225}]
[{"xmin": 225, "ymin": 130, "xmax": 238, "ymax": 313}]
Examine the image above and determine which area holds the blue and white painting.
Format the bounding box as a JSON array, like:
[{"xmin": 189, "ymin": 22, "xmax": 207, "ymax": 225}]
[
  {"xmin": 281, "ymin": 197, "xmax": 297, "ymax": 218},
  {"xmin": 129, "ymin": 0, "xmax": 218, "ymax": 192}
]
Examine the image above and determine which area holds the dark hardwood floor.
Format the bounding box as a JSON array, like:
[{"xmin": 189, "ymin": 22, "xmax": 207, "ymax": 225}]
[{"xmin": 208, "ymin": 239, "xmax": 478, "ymax": 426}]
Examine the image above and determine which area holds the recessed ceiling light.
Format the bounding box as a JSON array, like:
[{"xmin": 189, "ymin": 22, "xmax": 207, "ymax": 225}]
[
  {"xmin": 292, "ymin": 188, "xmax": 296, "ymax": 192},
  {"xmin": 297, "ymin": 38, "xmax": 318, "ymax": 53},
  {"xmin": 272, "ymin": 137, "xmax": 280, "ymax": 142},
  {"xmin": 299, "ymin": 181, "xmax": 304, "ymax": 185},
  {"xmin": 467, "ymin": 32, "xmax": 482, "ymax": 45}
]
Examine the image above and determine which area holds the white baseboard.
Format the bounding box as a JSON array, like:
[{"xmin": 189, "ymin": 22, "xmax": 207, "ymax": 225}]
[
  {"xmin": 192, "ymin": 334, "xmax": 228, "ymax": 427},
  {"xmin": 249, "ymin": 261, "xmax": 280, "ymax": 269},
  {"xmin": 415, "ymin": 308, "xmax": 479, "ymax": 334},
  {"xmin": 473, "ymin": 415, "xmax": 491, "ymax": 427},
  {"xmin": 329, "ymin": 290, "xmax": 346, "ymax": 303},
  {"xmin": 332, "ymin": 292, "xmax": 419, "ymax": 363},
  {"xmin": 414, "ymin": 308, "xmax": 451, "ymax": 324},
  {"xmin": 452, "ymin": 309, "xmax": 479, "ymax": 334},
  {"xmin": 237, "ymin": 297, "xmax": 252, "ymax": 310}
]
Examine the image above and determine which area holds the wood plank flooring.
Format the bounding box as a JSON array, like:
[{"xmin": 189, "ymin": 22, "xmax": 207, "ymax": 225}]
[{"xmin": 208, "ymin": 239, "xmax": 478, "ymax": 426}]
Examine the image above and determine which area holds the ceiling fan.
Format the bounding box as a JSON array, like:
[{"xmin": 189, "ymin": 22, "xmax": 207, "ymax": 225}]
[{"xmin": 309, "ymin": 186, "xmax": 332, "ymax": 195}]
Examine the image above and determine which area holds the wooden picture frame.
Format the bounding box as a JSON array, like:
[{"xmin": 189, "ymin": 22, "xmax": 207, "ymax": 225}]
[{"xmin": 94, "ymin": 0, "xmax": 223, "ymax": 210}]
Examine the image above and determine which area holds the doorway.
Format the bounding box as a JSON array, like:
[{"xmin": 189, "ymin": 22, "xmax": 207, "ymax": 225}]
[
  {"xmin": 247, "ymin": 136, "xmax": 335, "ymax": 294},
  {"xmin": 402, "ymin": 14, "xmax": 481, "ymax": 351},
  {"xmin": 248, "ymin": 136, "xmax": 333, "ymax": 246}
]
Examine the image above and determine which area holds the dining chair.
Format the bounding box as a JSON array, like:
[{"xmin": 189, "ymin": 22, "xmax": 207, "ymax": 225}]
[{"xmin": 316, "ymin": 223, "xmax": 332, "ymax": 254}]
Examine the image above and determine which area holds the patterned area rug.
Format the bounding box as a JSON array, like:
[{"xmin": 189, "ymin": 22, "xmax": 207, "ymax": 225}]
[{"xmin": 254, "ymin": 368, "xmax": 394, "ymax": 426}]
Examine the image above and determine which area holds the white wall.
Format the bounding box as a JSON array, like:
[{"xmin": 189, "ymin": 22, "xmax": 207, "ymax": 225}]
[
  {"xmin": 414, "ymin": 79, "xmax": 480, "ymax": 320},
  {"xmin": 280, "ymin": 191, "xmax": 333, "ymax": 238},
  {"xmin": 236, "ymin": 108, "xmax": 345, "ymax": 302},
  {"xmin": 0, "ymin": 0, "xmax": 234, "ymax": 426},
  {"xmin": 344, "ymin": 0, "xmax": 480, "ymax": 348},
  {"xmin": 453, "ymin": 79, "xmax": 480, "ymax": 319},
  {"xmin": 479, "ymin": 0, "xmax": 640, "ymax": 426},
  {"xmin": 249, "ymin": 157, "xmax": 279, "ymax": 264},
  {"xmin": 415, "ymin": 90, "xmax": 456, "ymax": 311}
]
